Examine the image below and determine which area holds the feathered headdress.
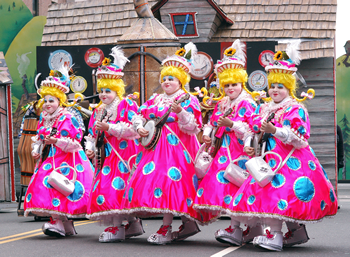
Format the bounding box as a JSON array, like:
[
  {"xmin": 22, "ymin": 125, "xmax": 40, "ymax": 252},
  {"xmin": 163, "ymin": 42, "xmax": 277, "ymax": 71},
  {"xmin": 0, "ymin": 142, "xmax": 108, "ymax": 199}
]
[
  {"xmin": 216, "ymin": 39, "xmax": 246, "ymax": 73},
  {"xmin": 39, "ymin": 64, "xmax": 73, "ymax": 94},
  {"xmin": 96, "ymin": 46, "xmax": 130, "ymax": 79}
]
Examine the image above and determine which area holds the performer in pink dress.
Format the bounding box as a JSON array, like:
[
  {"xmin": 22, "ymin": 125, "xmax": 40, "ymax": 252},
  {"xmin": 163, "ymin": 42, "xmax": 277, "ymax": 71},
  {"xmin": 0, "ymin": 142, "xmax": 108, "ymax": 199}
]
[
  {"xmin": 85, "ymin": 46, "xmax": 143, "ymax": 243},
  {"xmin": 122, "ymin": 43, "xmax": 212, "ymax": 245},
  {"xmin": 227, "ymin": 41, "xmax": 338, "ymax": 251},
  {"xmin": 193, "ymin": 40, "xmax": 262, "ymax": 246},
  {"xmin": 24, "ymin": 67, "xmax": 94, "ymax": 237}
]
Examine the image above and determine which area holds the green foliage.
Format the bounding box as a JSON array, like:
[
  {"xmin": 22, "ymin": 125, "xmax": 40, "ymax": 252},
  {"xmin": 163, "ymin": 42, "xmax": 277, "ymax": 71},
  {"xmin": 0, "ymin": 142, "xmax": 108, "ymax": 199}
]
[{"xmin": 340, "ymin": 114, "xmax": 350, "ymax": 160}]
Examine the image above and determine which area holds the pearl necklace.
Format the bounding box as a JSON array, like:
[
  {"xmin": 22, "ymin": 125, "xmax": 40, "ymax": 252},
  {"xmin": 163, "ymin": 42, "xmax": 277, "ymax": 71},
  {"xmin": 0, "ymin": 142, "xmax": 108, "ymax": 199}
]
[
  {"xmin": 154, "ymin": 89, "xmax": 184, "ymax": 107},
  {"xmin": 97, "ymin": 97, "xmax": 120, "ymax": 121},
  {"xmin": 42, "ymin": 107, "xmax": 63, "ymax": 128}
]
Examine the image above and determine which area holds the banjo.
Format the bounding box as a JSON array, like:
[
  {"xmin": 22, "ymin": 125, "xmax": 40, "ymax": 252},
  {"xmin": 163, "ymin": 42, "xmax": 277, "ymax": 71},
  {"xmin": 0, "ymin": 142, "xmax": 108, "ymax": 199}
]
[{"xmin": 141, "ymin": 93, "xmax": 190, "ymax": 149}]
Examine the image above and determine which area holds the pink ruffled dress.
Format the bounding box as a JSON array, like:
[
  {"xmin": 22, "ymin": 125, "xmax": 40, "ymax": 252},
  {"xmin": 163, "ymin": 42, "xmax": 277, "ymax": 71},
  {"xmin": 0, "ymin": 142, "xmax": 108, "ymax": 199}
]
[
  {"xmin": 24, "ymin": 107, "xmax": 94, "ymax": 217},
  {"xmin": 193, "ymin": 91, "xmax": 256, "ymax": 220},
  {"xmin": 121, "ymin": 90, "xmax": 215, "ymax": 224},
  {"xmin": 227, "ymin": 97, "xmax": 338, "ymax": 224},
  {"xmin": 85, "ymin": 97, "xmax": 140, "ymax": 221}
]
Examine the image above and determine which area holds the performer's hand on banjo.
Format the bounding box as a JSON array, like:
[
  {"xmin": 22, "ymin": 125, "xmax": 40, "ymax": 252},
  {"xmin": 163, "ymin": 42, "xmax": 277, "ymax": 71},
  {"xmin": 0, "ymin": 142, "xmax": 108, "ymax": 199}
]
[
  {"xmin": 217, "ymin": 116, "xmax": 233, "ymax": 128},
  {"xmin": 260, "ymin": 121, "xmax": 276, "ymax": 134},
  {"xmin": 85, "ymin": 149, "xmax": 95, "ymax": 159},
  {"xmin": 202, "ymin": 135, "xmax": 212, "ymax": 146},
  {"xmin": 32, "ymin": 152, "xmax": 41, "ymax": 160},
  {"xmin": 244, "ymin": 146, "xmax": 255, "ymax": 157},
  {"xmin": 95, "ymin": 121, "xmax": 109, "ymax": 131},
  {"xmin": 44, "ymin": 135, "xmax": 57, "ymax": 145},
  {"xmin": 138, "ymin": 128, "xmax": 149, "ymax": 137},
  {"xmin": 170, "ymin": 101, "xmax": 182, "ymax": 114}
]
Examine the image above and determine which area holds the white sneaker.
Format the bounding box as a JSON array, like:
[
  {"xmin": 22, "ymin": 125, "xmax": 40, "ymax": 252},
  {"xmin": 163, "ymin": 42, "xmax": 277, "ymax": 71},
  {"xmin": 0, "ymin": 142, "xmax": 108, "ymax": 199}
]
[
  {"xmin": 243, "ymin": 224, "xmax": 263, "ymax": 243},
  {"xmin": 253, "ymin": 230, "xmax": 283, "ymax": 251},
  {"xmin": 99, "ymin": 226, "xmax": 125, "ymax": 243},
  {"xmin": 215, "ymin": 226, "xmax": 243, "ymax": 246},
  {"xmin": 172, "ymin": 220, "xmax": 200, "ymax": 241},
  {"xmin": 42, "ymin": 218, "xmax": 66, "ymax": 237},
  {"xmin": 283, "ymin": 224, "xmax": 309, "ymax": 247},
  {"xmin": 63, "ymin": 220, "xmax": 77, "ymax": 236},
  {"xmin": 125, "ymin": 218, "xmax": 145, "ymax": 239},
  {"xmin": 147, "ymin": 225, "xmax": 172, "ymax": 245}
]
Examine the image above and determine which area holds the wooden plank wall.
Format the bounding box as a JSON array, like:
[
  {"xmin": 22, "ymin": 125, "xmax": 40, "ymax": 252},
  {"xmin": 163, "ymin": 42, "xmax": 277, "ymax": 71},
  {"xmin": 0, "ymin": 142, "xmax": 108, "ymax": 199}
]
[
  {"xmin": 160, "ymin": 0, "xmax": 218, "ymax": 43},
  {"xmin": 298, "ymin": 57, "xmax": 336, "ymax": 186},
  {"xmin": 0, "ymin": 85, "xmax": 10, "ymax": 201}
]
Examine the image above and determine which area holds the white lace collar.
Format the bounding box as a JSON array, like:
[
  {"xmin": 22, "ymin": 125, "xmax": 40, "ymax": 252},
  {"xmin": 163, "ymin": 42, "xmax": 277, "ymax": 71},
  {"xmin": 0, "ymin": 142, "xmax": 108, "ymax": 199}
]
[
  {"xmin": 42, "ymin": 107, "xmax": 64, "ymax": 128},
  {"xmin": 220, "ymin": 90, "xmax": 252, "ymax": 113},
  {"xmin": 97, "ymin": 97, "xmax": 120, "ymax": 121},
  {"xmin": 261, "ymin": 96, "xmax": 295, "ymax": 121},
  {"xmin": 154, "ymin": 89, "xmax": 185, "ymax": 107}
]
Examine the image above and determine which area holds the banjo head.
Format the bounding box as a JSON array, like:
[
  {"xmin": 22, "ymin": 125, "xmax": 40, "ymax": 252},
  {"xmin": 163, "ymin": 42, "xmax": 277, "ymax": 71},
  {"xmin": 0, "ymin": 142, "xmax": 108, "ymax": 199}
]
[{"xmin": 141, "ymin": 120, "xmax": 156, "ymax": 148}]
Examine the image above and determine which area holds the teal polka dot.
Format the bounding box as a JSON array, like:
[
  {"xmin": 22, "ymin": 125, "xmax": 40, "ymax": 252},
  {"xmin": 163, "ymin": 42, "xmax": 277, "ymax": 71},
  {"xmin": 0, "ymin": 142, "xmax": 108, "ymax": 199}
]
[
  {"xmin": 67, "ymin": 181, "xmax": 85, "ymax": 202},
  {"xmin": 224, "ymin": 195, "xmax": 232, "ymax": 205},
  {"xmin": 330, "ymin": 189, "xmax": 335, "ymax": 202},
  {"xmin": 266, "ymin": 137, "xmax": 276, "ymax": 151},
  {"xmin": 216, "ymin": 111, "xmax": 222, "ymax": 116},
  {"xmin": 158, "ymin": 106, "xmax": 165, "ymax": 111},
  {"xmin": 322, "ymin": 166, "xmax": 329, "ymax": 181},
  {"xmin": 128, "ymin": 188, "xmax": 133, "ymax": 202},
  {"xmin": 136, "ymin": 152, "xmax": 143, "ymax": 165},
  {"xmin": 43, "ymin": 163, "xmax": 52, "ymax": 171},
  {"xmin": 298, "ymin": 125, "xmax": 306, "ymax": 135},
  {"xmin": 126, "ymin": 98, "xmax": 134, "ymax": 106},
  {"xmin": 134, "ymin": 139, "xmax": 140, "ymax": 146},
  {"xmin": 283, "ymin": 119, "xmax": 291, "ymax": 126},
  {"xmin": 119, "ymin": 140, "xmax": 128, "ymax": 150},
  {"xmin": 238, "ymin": 159, "xmax": 248, "ymax": 170},
  {"xmin": 76, "ymin": 164, "xmax": 84, "ymax": 172},
  {"xmin": 112, "ymin": 177, "xmax": 126, "ymax": 190},
  {"xmin": 233, "ymin": 193, "xmax": 243, "ymax": 206},
  {"xmin": 168, "ymin": 167, "xmax": 182, "ymax": 181},
  {"xmin": 186, "ymin": 198, "xmax": 193, "ymax": 207},
  {"xmin": 167, "ymin": 117, "xmax": 175, "ymax": 122},
  {"xmin": 253, "ymin": 125, "xmax": 259, "ymax": 132},
  {"xmin": 128, "ymin": 111, "xmax": 136, "ymax": 122},
  {"xmin": 193, "ymin": 175, "xmax": 199, "ymax": 191},
  {"xmin": 181, "ymin": 99, "xmax": 191, "ymax": 108},
  {"xmin": 138, "ymin": 105, "xmax": 147, "ymax": 112},
  {"xmin": 238, "ymin": 107, "xmax": 247, "ymax": 117},
  {"xmin": 247, "ymin": 195, "xmax": 256, "ymax": 205},
  {"xmin": 97, "ymin": 195, "xmax": 105, "ymax": 205},
  {"xmin": 271, "ymin": 174, "xmax": 286, "ymax": 188},
  {"xmin": 277, "ymin": 199, "xmax": 288, "ymax": 211},
  {"xmin": 120, "ymin": 109, "xmax": 125, "ymax": 117},
  {"xmin": 183, "ymin": 150, "xmax": 191, "ymax": 164},
  {"xmin": 102, "ymin": 166, "xmax": 111, "ymax": 175},
  {"xmin": 299, "ymin": 108, "xmax": 306, "ymax": 122},
  {"xmin": 321, "ymin": 200, "xmax": 326, "ymax": 210},
  {"xmin": 71, "ymin": 117, "xmax": 79, "ymax": 128},
  {"xmin": 93, "ymin": 180, "xmax": 99, "ymax": 192},
  {"xmin": 79, "ymin": 150, "xmax": 88, "ymax": 161},
  {"xmin": 237, "ymin": 138, "xmax": 244, "ymax": 145},
  {"xmin": 26, "ymin": 193, "xmax": 32, "ymax": 202},
  {"xmin": 105, "ymin": 143, "xmax": 112, "ymax": 157},
  {"xmin": 218, "ymin": 156, "xmax": 228, "ymax": 164},
  {"xmin": 149, "ymin": 113, "xmax": 155, "ymax": 119},
  {"xmin": 285, "ymin": 106, "xmax": 292, "ymax": 113},
  {"xmin": 310, "ymin": 146, "xmax": 316, "ymax": 157},
  {"xmin": 294, "ymin": 176, "xmax": 315, "ymax": 202},
  {"xmin": 60, "ymin": 163, "xmax": 70, "ymax": 175},
  {"xmin": 167, "ymin": 134, "xmax": 179, "ymax": 146},
  {"xmin": 143, "ymin": 161, "xmax": 155, "ymax": 175},
  {"xmin": 88, "ymin": 128, "xmax": 93, "ymax": 136},
  {"xmin": 308, "ymin": 161, "xmax": 316, "ymax": 171},
  {"xmin": 76, "ymin": 132, "xmax": 81, "ymax": 140},
  {"xmin": 197, "ymin": 188, "xmax": 204, "ymax": 197},
  {"xmin": 34, "ymin": 167, "xmax": 38, "ymax": 174},
  {"xmin": 217, "ymin": 171, "xmax": 229, "ymax": 184},
  {"xmin": 187, "ymin": 107, "xmax": 194, "ymax": 114},
  {"xmin": 61, "ymin": 130, "xmax": 69, "ymax": 136},
  {"xmin": 52, "ymin": 198, "xmax": 60, "ymax": 207},
  {"xmin": 118, "ymin": 161, "xmax": 129, "ymax": 173},
  {"xmin": 48, "ymin": 146, "xmax": 56, "ymax": 157},
  {"xmin": 250, "ymin": 178, "xmax": 256, "ymax": 184},
  {"xmin": 222, "ymin": 135, "xmax": 231, "ymax": 148},
  {"xmin": 154, "ymin": 188, "xmax": 162, "ymax": 198},
  {"xmin": 287, "ymin": 157, "xmax": 301, "ymax": 170},
  {"xmin": 268, "ymin": 158, "xmax": 277, "ymax": 169},
  {"xmin": 59, "ymin": 115, "xmax": 66, "ymax": 121},
  {"xmin": 43, "ymin": 176, "xmax": 54, "ymax": 189}
]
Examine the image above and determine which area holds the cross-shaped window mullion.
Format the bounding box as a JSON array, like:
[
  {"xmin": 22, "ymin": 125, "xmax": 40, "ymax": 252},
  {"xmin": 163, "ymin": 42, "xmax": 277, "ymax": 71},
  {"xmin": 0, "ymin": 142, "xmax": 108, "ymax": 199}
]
[{"xmin": 174, "ymin": 14, "xmax": 194, "ymax": 35}]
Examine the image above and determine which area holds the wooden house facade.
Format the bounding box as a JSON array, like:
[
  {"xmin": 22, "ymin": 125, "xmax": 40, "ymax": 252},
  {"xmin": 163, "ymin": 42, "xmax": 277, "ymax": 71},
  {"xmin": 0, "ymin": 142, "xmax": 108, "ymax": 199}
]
[{"xmin": 38, "ymin": 0, "xmax": 338, "ymax": 188}]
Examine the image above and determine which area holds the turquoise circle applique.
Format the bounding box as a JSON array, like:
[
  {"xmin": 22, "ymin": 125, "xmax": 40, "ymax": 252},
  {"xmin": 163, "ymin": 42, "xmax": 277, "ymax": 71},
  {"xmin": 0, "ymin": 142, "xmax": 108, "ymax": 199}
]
[
  {"xmin": 268, "ymin": 158, "xmax": 277, "ymax": 169},
  {"xmin": 61, "ymin": 130, "xmax": 69, "ymax": 137},
  {"xmin": 217, "ymin": 171, "xmax": 229, "ymax": 184},
  {"xmin": 255, "ymin": 105, "xmax": 261, "ymax": 114},
  {"xmin": 277, "ymin": 199, "xmax": 288, "ymax": 211},
  {"xmin": 76, "ymin": 164, "xmax": 84, "ymax": 172},
  {"xmin": 118, "ymin": 160, "xmax": 129, "ymax": 173},
  {"xmin": 136, "ymin": 152, "xmax": 143, "ymax": 165},
  {"xmin": 251, "ymin": 102, "xmax": 257, "ymax": 109},
  {"xmin": 285, "ymin": 106, "xmax": 292, "ymax": 113},
  {"xmin": 138, "ymin": 105, "xmax": 147, "ymax": 112},
  {"xmin": 143, "ymin": 161, "xmax": 155, "ymax": 175},
  {"xmin": 134, "ymin": 139, "xmax": 140, "ymax": 146},
  {"xmin": 126, "ymin": 98, "xmax": 134, "ymax": 106},
  {"xmin": 238, "ymin": 107, "xmax": 247, "ymax": 117},
  {"xmin": 43, "ymin": 163, "xmax": 52, "ymax": 171},
  {"xmin": 120, "ymin": 109, "xmax": 125, "ymax": 117},
  {"xmin": 158, "ymin": 106, "xmax": 165, "ymax": 111},
  {"xmin": 322, "ymin": 166, "xmax": 329, "ymax": 181},
  {"xmin": 48, "ymin": 146, "xmax": 56, "ymax": 157},
  {"xmin": 250, "ymin": 178, "xmax": 256, "ymax": 184},
  {"xmin": 222, "ymin": 135, "xmax": 231, "ymax": 147},
  {"xmin": 216, "ymin": 111, "xmax": 222, "ymax": 116},
  {"xmin": 225, "ymin": 127, "xmax": 231, "ymax": 132},
  {"xmin": 97, "ymin": 195, "xmax": 105, "ymax": 205},
  {"xmin": 128, "ymin": 110, "xmax": 136, "ymax": 122},
  {"xmin": 43, "ymin": 176, "xmax": 54, "ymax": 189},
  {"xmin": 149, "ymin": 113, "xmax": 155, "ymax": 119},
  {"xmin": 183, "ymin": 150, "xmax": 191, "ymax": 164},
  {"xmin": 167, "ymin": 133, "xmax": 179, "ymax": 146},
  {"xmin": 247, "ymin": 195, "xmax": 256, "ymax": 205},
  {"xmin": 238, "ymin": 159, "xmax": 248, "ymax": 170},
  {"xmin": 88, "ymin": 128, "xmax": 93, "ymax": 136},
  {"xmin": 119, "ymin": 140, "xmax": 128, "ymax": 150},
  {"xmin": 154, "ymin": 188, "xmax": 163, "ymax": 198},
  {"xmin": 287, "ymin": 157, "xmax": 301, "ymax": 170},
  {"xmin": 71, "ymin": 117, "xmax": 80, "ymax": 129},
  {"xmin": 330, "ymin": 189, "xmax": 335, "ymax": 202},
  {"xmin": 308, "ymin": 161, "xmax": 316, "ymax": 171},
  {"xmin": 39, "ymin": 134, "xmax": 45, "ymax": 140},
  {"xmin": 34, "ymin": 167, "xmax": 39, "ymax": 174},
  {"xmin": 26, "ymin": 193, "xmax": 32, "ymax": 202},
  {"xmin": 60, "ymin": 163, "xmax": 70, "ymax": 175},
  {"xmin": 105, "ymin": 143, "xmax": 112, "ymax": 157},
  {"xmin": 168, "ymin": 167, "xmax": 182, "ymax": 181},
  {"xmin": 237, "ymin": 138, "xmax": 244, "ymax": 145},
  {"xmin": 218, "ymin": 156, "xmax": 228, "ymax": 164},
  {"xmin": 112, "ymin": 177, "xmax": 126, "ymax": 190},
  {"xmin": 102, "ymin": 166, "xmax": 111, "ymax": 176},
  {"xmin": 253, "ymin": 125, "xmax": 259, "ymax": 132},
  {"xmin": 298, "ymin": 125, "xmax": 306, "ymax": 135},
  {"xmin": 233, "ymin": 193, "xmax": 243, "ymax": 206},
  {"xmin": 293, "ymin": 176, "xmax": 315, "ymax": 202},
  {"xmin": 224, "ymin": 195, "xmax": 232, "ymax": 205},
  {"xmin": 187, "ymin": 107, "xmax": 194, "ymax": 114},
  {"xmin": 271, "ymin": 174, "xmax": 286, "ymax": 188},
  {"xmin": 76, "ymin": 132, "xmax": 81, "ymax": 140},
  {"xmin": 39, "ymin": 114, "xmax": 43, "ymax": 123},
  {"xmin": 59, "ymin": 115, "xmax": 66, "ymax": 121},
  {"xmin": 283, "ymin": 119, "xmax": 291, "ymax": 126},
  {"xmin": 309, "ymin": 146, "xmax": 316, "ymax": 157},
  {"xmin": 197, "ymin": 188, "xmax": 204, "ymax": 197},
  {"xmin": 79, "ymin": 149, "xmax": 88, "ymax": 161},
  {"xmin": 67, "ymin": 181, "xmax": 85, "ymax": 202},
  {"xmin": 128, "ymin": 188, "xmax": 133, "ymax": 202},
  {"xmin": 193, "ymin": 175, "xmax": 199, "ymax": 191},
  {"xmin": 167, "ymin": 117, "xmax": 175, "ymax": 122},
  {"xmin": 299, "ymin": 108, "xmax": 306, "ymax": 122},
  {"xmin": 93, "ymin": 180, "xmax": 99, "ymax": 192},
  {"xmin": 181, "ymin": 99, "xmax": 191, "ymax": 108},
  {"xmin": 52, "ymin": 198, "xmax": 60, "ymax": 207},
  {"xmin": 321, "ymin": 200, "xmax": 326, "ymax": 211},
  {"xmin": 266, "ymin": 137, "xmax": 276, "ymax": 151},
  {"xmin": 213, "ymin": 121, "xmax": 218, "ymax": 127},
  {"xmin": 186, "ymin": 198, "xmax": 193, "ymax": 207}
]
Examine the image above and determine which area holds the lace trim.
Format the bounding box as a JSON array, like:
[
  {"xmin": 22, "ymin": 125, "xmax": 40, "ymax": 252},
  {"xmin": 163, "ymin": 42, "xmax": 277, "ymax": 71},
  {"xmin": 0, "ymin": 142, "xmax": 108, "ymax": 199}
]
[
  {"xmin": 284, "ymin": 126, "xmax": 309, "ymax": 149},
  {"xmin": 178, "ymin": 111, "xmax": 200, "ymax": 135},
  {"xmin": 42, "ymin": 107, "xmax": 64, "ymax": 128},
  {"xmin": 24, "ymin": 208, "xmax": 87, "ymax": 218},
  {"xmin": 131, "ymin": 114, "xmax": 146, "ymax": 131},
  {"xmin": 55, "ymin": 137, "xmax": 82, "ymax": 152},
  {"xmin": 96, "ymin": 97, "xmax": 121, "ymax": 122},
  {"xmin": 219, "ymin": 91, "xmax": 253, "ymax": 113},
  {"xmin": 231, "ymin": 120, "xmax": 253, "ymax": 141},
  {"xmin": 153, "ymin": 90, "xmax": 185, "ymax": 107}
]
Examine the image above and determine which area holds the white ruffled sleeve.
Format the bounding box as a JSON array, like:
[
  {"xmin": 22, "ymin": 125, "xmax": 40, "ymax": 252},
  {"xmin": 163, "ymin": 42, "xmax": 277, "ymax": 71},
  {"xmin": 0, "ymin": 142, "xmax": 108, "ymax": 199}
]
[
  {"xmin": 273, "ymin": 126, "xmax": 308, "ymax": 149},
  {"xmin": 108, "ymin": 122, "xmax": 140, "ymax": 140},
  {"xmin": 230, "ymin": 120, "xmax": 254, "ymax": 142},
  {"xmin": 31, "ymin": 135, "xmax": 43, "ymax": 155},
  {"xmin": 177, "ymin": 109, "xmax": 200, "ymax": 135},
  {"xmin": 132, "ymin": 114, "xmax": 146, "ymax": 132},
  {"xmin": 55, "ymin": 137, "xmax": 82, "ymax": 153},
  {"xmin": 84, "ymin": 134, "xmax": 96, "ymax": 152}
]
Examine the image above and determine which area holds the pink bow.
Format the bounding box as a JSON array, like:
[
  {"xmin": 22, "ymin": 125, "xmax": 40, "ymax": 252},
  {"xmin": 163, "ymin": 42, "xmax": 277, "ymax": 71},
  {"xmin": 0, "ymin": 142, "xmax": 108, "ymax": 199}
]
[
  {"xmin": 104, "ymin": 226, "xmax": 119, "ymax": 234},
  {"xmin": 194, "ymin": 87, "xmax": 204, "ymax": 97},
  {"xmin": 301, "ymin": 91, "xmax": 314, "ymax": 99},
  {"xmin": 266, "ymin": 229, "xmax": 274, "ymax": 239},
  {"xmin": 156, "ymin": 225, "xmax": 170, "ymax": 236},
  {"xmin": 207, "ymin": 93, "xmax": 215, "ymax": 105},
  {"xmin": 225, "ymin": 226, "xmax": 234, "ymax": 233}
]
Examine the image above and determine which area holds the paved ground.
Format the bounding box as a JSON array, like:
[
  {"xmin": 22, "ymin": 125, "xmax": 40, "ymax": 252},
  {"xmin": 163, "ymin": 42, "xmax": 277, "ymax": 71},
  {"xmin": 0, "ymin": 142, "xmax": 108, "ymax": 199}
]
[{"xmin": 0, "ymin": 184, "xmax": 349, "ymax": 257}]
